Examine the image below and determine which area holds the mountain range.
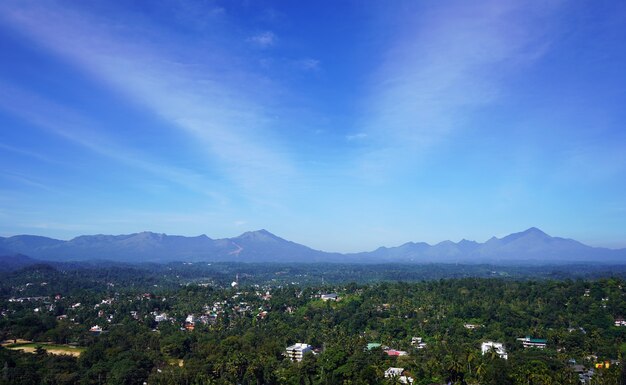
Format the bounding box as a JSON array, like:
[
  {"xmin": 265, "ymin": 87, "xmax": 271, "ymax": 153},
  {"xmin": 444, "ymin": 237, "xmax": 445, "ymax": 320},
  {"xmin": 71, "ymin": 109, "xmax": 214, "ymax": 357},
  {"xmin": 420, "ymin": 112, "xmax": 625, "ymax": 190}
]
[{"xmin": 0, "ymin": 227, "xmax": 624, "ymax": 265}]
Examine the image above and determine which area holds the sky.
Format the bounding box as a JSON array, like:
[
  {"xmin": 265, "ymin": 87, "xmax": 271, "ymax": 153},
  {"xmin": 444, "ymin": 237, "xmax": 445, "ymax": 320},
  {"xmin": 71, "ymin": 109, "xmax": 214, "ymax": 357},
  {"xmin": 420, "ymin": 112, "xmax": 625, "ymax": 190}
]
[{"xmin": 0, "ymin": 0, "xmax": 625, "ymax": 252}]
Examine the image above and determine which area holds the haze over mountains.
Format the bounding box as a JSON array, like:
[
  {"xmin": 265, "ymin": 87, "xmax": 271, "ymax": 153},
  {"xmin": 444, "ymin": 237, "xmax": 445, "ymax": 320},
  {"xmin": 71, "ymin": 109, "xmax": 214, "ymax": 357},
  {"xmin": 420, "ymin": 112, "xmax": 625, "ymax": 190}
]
[{"xmin": 1, "ymin": 227, "xmax": 625, "ymax": 265}]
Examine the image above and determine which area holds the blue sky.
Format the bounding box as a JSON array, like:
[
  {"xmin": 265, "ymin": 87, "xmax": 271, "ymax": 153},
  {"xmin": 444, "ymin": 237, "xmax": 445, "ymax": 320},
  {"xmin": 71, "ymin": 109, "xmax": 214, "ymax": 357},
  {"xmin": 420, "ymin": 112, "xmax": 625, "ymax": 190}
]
[{"xmin": 0, "ymin": 0, "xmax": 625, "ymax": 252}]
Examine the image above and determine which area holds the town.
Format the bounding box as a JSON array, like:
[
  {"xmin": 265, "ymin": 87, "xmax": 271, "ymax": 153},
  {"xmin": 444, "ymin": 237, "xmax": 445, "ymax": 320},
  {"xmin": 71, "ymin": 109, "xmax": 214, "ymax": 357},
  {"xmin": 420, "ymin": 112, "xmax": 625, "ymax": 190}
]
[{"xmin": 2, "ymin": 263, "xmax": 626, "ymax": 384}]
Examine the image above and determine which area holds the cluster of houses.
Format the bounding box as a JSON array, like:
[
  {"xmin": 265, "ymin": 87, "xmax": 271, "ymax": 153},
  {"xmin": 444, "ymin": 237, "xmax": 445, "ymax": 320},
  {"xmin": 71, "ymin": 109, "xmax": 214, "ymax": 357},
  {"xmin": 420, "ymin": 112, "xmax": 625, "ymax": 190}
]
[
  {"xmin": 286, "ymin": 341, "xmax": 418, "ymax": 383},
  {"xmin": 7, "ymin": 296, "xmax": 49, "ymax": 303},
  {"xmin": 285, "ymin": 336, "xmax": 547, "ymax": 370},
  {"xmin": 147, "ymin": 291, "xmax": 276, "ymax": 332},
  {"xmin": 4, "ymin": 282, "xmax": 625, "ymax": 385},
  {"xmin": 8, "ymin": 288, "xmax": 266, "ymax": 333},
  {"xmin": 480, "ymin": 336, "xmax": 548, "ymax": 361},
  {"xmin": 569, "ymin": 358, "xmax": 618, "ymax": 384}
]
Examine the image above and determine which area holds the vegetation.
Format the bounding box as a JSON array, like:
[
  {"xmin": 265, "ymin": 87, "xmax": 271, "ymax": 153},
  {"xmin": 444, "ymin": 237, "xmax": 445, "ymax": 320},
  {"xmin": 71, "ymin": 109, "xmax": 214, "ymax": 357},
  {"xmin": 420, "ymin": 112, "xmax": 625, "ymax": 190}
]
[
  {"xmin": 2, "ymin": 263, "xmax": 626, "ymax": 384},
  {"xmin": 4, "ymin": 342, "xmax": 85, "ymax": 356}
]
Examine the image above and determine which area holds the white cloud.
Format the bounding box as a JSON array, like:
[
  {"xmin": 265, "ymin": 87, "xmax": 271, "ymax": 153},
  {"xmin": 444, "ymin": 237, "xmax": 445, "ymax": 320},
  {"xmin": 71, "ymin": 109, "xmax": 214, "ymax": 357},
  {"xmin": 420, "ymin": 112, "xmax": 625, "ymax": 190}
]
[
  {"xmin": 295, "ymin": 58, "xmax": 320, "ymax": 71},
  {"xmin": 248, "ymin": 31, "xmax": 276, "ymax": 48},
  {"xmin": 0, "ymin": 84, "xmax": 227, "ymax": 202},
  {"xmin": 357, "ymin": 1, "xmax": 562, "ymax": 178},
  {"xmin": 0, "ymin": 4, "xmax": 294, "ymax": 196},
  {"xmin": 346, "ymin": 132, "xmax": 368, "ymax": 141}
]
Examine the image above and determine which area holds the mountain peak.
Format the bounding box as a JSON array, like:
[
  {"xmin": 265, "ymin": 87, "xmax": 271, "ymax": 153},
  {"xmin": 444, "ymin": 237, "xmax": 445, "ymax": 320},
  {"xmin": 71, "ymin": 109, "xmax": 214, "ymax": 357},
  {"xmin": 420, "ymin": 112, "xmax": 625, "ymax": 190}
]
[
  {"xmin": 237, "ymin": 229, "xmax": 281, "ymax": 241},
  {"xmin": 523, "ymin": 227, "xmax": 548, "ymax": 236},
  {"xmin": 500, "ymin": 227, "xmax": 550, "ymax": 244},
  {"xmin": 135, "ymin": 231, "xmax": 164, "ymax": 238}
]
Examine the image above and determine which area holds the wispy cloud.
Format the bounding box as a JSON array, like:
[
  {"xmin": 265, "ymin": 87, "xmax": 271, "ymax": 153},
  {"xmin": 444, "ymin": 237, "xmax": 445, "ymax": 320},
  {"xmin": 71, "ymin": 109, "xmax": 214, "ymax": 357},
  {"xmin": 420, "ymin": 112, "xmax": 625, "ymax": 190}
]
[
  {"xmin": 0, "ymin": 142, "xmax": 63, "ymax": 165},
  {"xmin": 12, "ymin": 221, "xmax": 88, "ymax": 233},
  {"xmin": 0, "ymin": 3, "xmax": 294, "ymax": 196},
  {"xmin": 0, "ymin": 171, "xmax": 55, "ymax": 192},
  {"xmin": 294, "ymin": 58, "xmax": 320, "ymax": 71},
  {"xmin": 357, "ymin": 1, "xmax": 562, "ymax": 178},
  {"xmin": 346, "ymin": 132, "xmax": 368, "ymax": 141},
  {"xmin": 248, "ymin": 31, "xmax": 276, "ymax": 48},
  {"xmin": 0, "ymin": 83, "xmax": 226, "ymax": 202}
]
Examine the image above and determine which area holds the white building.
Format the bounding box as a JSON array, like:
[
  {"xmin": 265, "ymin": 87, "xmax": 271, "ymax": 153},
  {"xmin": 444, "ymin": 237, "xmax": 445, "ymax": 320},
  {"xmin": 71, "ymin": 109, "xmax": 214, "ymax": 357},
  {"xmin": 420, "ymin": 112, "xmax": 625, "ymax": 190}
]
[
  {"xmin": 411, "ymin": 337, "xmax": 427, "ymax": 349},
  {"xmin": 517, "ymin": 337, "xmax": 547, "ymax": 349},
  {"xmin": 321, "ymin": 293, "xmax": 338, "ymax": 301},
  {"xmin": 285, "ymin": 343, "xmax": 313, "ymax": 362},
  {"xmin": 384, "ymin": 368, "xmax": 414, "ymax": 384},
  {"xmin": 481, "ymin": 341, "xmax": 508, "ymax": 360},
  {"xmin": 385, "ymin": 367, "xmax": 403, "ymax": 377}
]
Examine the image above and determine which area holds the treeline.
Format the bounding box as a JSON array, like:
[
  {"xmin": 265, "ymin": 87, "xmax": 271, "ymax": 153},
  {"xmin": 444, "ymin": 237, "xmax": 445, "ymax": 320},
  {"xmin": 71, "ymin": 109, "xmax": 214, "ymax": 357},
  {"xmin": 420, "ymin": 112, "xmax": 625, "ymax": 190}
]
[
  {"xmin": 4, "ymin": 275, "xmax": 626, "ymax": 384},
  {"xmin": 5, "ymin": 261, "xmax": 626, "ymax": 296}
]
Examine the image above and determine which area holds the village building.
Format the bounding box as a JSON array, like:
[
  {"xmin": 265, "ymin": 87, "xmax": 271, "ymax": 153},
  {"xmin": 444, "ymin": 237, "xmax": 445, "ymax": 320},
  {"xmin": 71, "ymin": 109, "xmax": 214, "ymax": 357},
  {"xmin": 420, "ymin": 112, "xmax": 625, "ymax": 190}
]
[
  {"xmin": 384, "ymin": 367, "xmax": 414, "ymax": 384},
  {"xmin": 285, "ymin": 343, "xmax": 313, "ymax": 362},
  {"xmin": 481, "ymin": 341, "xmax": 508, "ymax": 359},
  {"xmin": 321, "ymin": 293, "xmax": 338, "ymax": 301},
  {"xmin": 385, "ymin": 349, "xmax": 408, "ymax": 356},
  {"xmin": 411, "ymin": 337, "xmax": 427, "ymax": 349},
  {"xmin": 517, "ymin": 336, "xmax": 547, "ymax": 349}
]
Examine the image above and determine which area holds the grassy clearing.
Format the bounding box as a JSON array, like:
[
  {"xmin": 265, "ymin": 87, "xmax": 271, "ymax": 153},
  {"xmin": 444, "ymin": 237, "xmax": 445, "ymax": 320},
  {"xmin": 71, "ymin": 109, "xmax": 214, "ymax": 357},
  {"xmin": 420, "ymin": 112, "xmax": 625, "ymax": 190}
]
[
  {"xmin": 0, "ymin": 338, "xmax": 31, "ymax": 346},
  {"xmin": 3, "ymin": 341, "xmax": 85, "ymax": 357},
  {"xmin": 166, "ymin": 357, "xmax": 184, "ymax": 367}
]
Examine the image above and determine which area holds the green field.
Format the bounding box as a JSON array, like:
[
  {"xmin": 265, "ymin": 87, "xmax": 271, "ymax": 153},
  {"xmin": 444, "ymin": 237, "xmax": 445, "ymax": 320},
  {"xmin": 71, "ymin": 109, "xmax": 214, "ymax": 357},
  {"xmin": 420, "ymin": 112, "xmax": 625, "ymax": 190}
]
[{"xmin": 5, "ymin": 342, "xmax": 85, "ymax": 356}]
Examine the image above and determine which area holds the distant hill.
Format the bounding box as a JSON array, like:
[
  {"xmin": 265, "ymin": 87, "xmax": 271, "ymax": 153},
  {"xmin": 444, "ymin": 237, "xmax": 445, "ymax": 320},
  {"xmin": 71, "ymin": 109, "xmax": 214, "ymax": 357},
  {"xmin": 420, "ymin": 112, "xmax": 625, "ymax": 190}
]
[
  {"xmin": 0, "ymin": 230, "xmax": 339, "ymax": 263},
  {"xmin": 0, "ymin": 227, "xmax": 624, "ymax": 264},
  {"xmin": 0, "ymin": 253, "xmax": 40, "ymax": 272},
  {"xmin": 350, "ymin": 227, "xmax": 625, "ymax": 264}
]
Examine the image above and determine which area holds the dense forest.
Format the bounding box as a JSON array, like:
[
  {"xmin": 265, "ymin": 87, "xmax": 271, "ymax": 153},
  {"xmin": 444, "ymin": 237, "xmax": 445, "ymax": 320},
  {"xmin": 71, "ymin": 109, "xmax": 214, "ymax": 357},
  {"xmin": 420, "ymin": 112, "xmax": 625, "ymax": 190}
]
[{"xmin": 2, "ymin": 263, "xmax": 626, "ymax": 384}]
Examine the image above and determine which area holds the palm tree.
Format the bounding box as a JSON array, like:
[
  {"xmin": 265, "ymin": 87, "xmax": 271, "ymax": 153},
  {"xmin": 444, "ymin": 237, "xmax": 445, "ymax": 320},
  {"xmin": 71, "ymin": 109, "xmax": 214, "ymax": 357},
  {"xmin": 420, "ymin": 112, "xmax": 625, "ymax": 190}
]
[
  {"xmin": 465, "ymin": 350, "xmax": 477, "ymax": 377},
  {"xmin": 474, "ymin": 361, "xmax": 486, "ymax": 384}
]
